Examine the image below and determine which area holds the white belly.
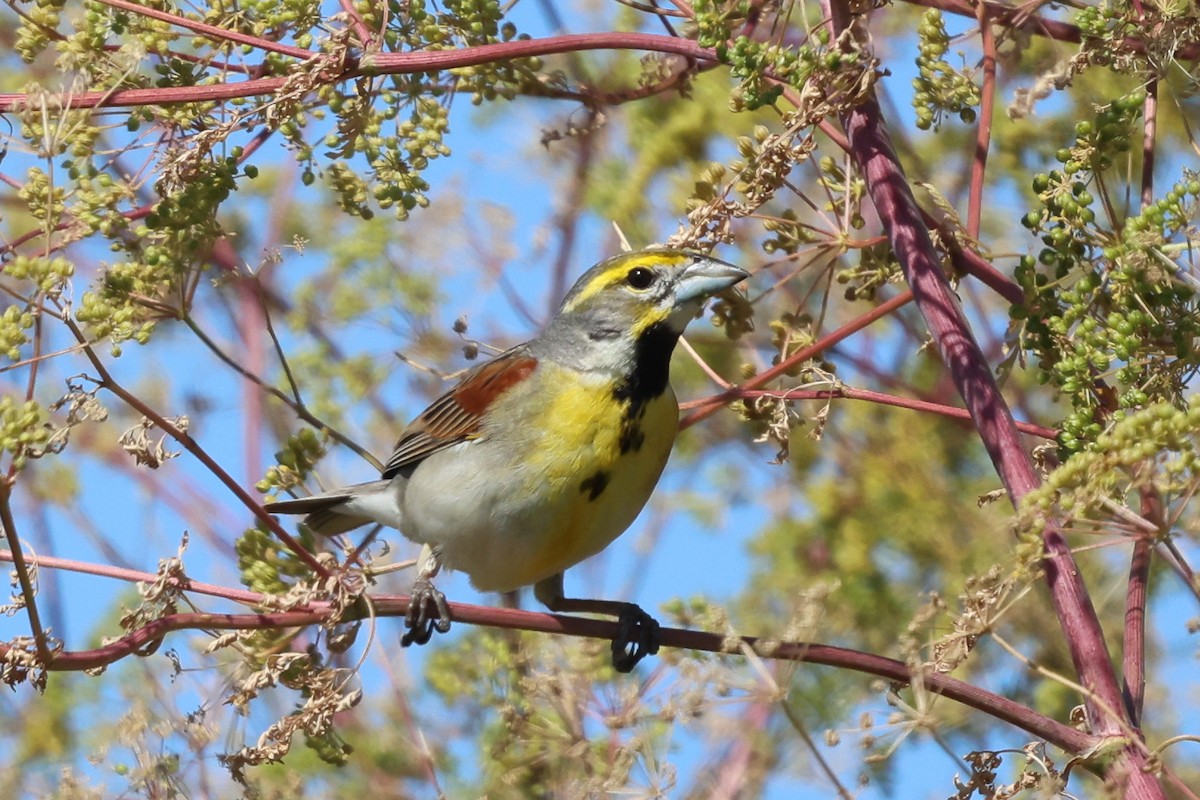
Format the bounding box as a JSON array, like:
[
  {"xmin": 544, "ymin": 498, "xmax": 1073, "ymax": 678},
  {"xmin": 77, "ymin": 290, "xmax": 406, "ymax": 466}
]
[{"xmin": 398, "ymin": 372, "xmax": 679, "ymax": 592}]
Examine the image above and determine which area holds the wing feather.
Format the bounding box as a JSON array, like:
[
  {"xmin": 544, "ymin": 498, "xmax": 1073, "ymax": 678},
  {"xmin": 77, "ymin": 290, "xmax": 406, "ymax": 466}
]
[{"xmin": 382, "ymin": 348, "xmax": 538, "ymax": 478}]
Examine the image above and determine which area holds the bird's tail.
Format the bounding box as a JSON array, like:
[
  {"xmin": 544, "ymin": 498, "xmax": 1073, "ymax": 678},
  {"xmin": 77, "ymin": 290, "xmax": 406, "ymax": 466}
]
[{"xmin": 264, "ymin": 479, "xmax": 397, "ymax": 537}]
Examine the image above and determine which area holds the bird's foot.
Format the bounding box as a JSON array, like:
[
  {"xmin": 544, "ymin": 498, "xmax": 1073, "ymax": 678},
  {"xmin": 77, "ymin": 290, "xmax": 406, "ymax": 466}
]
[
  {"xmin": 401, "ymin": 578, "xmax": 451, "ymax": 647},
  {"xmin": 611, "ymin": 604, "xmax": 661, "ymax": 673}
]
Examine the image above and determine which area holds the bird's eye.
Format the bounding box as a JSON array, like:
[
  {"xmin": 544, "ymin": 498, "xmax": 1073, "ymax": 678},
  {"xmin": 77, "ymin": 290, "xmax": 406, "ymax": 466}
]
[{"xmin": 626, "ymin": 267, "xmax": 656, "ymax": 290}]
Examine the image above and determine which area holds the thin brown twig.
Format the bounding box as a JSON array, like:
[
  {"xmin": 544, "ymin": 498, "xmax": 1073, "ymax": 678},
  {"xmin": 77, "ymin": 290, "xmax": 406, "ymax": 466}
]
[
  {"xmin": 182, "ymin": 315, "xmax": 379, "ymax": 468},
  {"xmin": 681, "ymin": 290, "xmax": 914, "ymax": 429},
  {"xmin": 690, "ymin": 386, "xmax": 1057, "ymax": 439},
  {"xmin": 92, "ymin": 0, "xmax": 314, "ymax": 59},
  {"xmin": 0, "ymin": 484, "xmax": 54, "ymax": 664},
  {"xmin": 60, "ymin": 317, "xmax": 331, "ymax": 578},
  {"xmin": 967, "ymin": 4, "xmax": 996, "ymax": 240},
  {"xmin": 780, "ymin": 698, "xmax": 854, "ymax": 799}
]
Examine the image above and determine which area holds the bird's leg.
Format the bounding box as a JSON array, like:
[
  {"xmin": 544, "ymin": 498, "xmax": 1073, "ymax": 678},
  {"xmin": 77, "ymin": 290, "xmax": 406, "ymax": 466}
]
[
  {"xmin": 534, "ymin": 573, "xmax": 661, "ymax": 673},
  {"xmin": 401, "ymin": 544, "xmax": 451, "ymax": 647}
]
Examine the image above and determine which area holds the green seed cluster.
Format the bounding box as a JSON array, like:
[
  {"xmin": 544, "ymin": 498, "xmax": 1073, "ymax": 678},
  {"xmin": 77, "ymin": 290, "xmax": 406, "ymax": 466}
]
[
  {"xmin": 762, "ymin": 208, "xmax": 818, "ymax": 256},
  {"xmin": 1021, "ymin": 403, "xmax": 1200, "ymax": 532},
  {"xmin": 768, "ymin": 311, "xmax": 818, "ymax": 377},
  {"xmin": 0, "ymin": 397, "xmax": 53, "ymax": 472},
  {"xmin": 0, "ymin": 307, "xmax": 34, "ymax": 362},
  {"xmin": 8, "ymin": 0, "xmax": 551, "ymax": 374},
  {"xmin": 692, "ymin": 0, "xmax": 751, "ymax": 50},
  {"xmin": 55, "ymin": 2, "xmax": 114, "ymax": 75},
  {"xmin": 441, "ymin": 0, "xmax": 538, "ymax": 104},
  {"xmin": 1075, "ymin": 1, "xmax": 1198, "ymax": 72},
  {"xmin": 75, "ymin": 284, "xmax": 157, "ymax": 354},
  {"xmin": 683, "ymin": 125, "xmax": 818, "ymax": 249},
  {"xmin": 376, "ymin": 95, "xmax": 449, "ymax": 216},
  {"xmin": 320, "ymin": 86, "xmax": 448, "ymax": 220},
  {"xmin": 74, "ymin": 155, "xmax": 239, "ymax": 352},
  {"xmin": 709, "ymin": 290, "xmax": 754, "ymax": 340},
  {"xmin": 1014, "ymin": 92, "xmax": 1200, "ymax": 452},
  {"xmin": 816, "ymin": 155, "xmax": 866, "ymax": 231},
  {"xmin": 257, "ymin": 429, "xmax": 327, "ymax": 496},
  {"xmin": 60, "ymin": 160, "xmax": 135, "ymax": 240},
  {"xmin": 204, "ymin": 0, "xmax": 323, "ymax": 44},
  {"xmin": 911, "ymin": 10, "xmax": 980, "ymax": 131},
  {"xmin": 694, "ymin": 0, "xmax": 841, "ymax": 111},
  {"xmin": 235, "ymin": 523, "xmax": 317, "ymax": 596},
  {"xmin": 1075, "ymin": 0, "xmax": 1137, "ymax": 54},
  {"xmin": 726, "ymin": 32, "xmax": 842, "ymax": 112},
  {"xmin": 836, "ymin": 242, "xmax": 899, "ymax": 302},
  {"xmin": 325, "ymin": 161, "xmax": 376, "ymax": 219},
  {"xmin": 4, "ymin": 256, "xmax": 75, "ymax": 299},
  {"xmin": 18, "ymin": 168, "xmax": 67, "ymax": 226},
  {"xmin": 15, "ymin": 0, "xmax": 67, "ymax": 63},
  {"xmin": 305, "ymin": 729, "xmax": 353, "ymax": 767}
]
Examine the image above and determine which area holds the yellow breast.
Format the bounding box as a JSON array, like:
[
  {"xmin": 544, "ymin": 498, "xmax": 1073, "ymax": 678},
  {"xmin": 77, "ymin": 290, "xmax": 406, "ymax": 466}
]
[{"xmin": 487, "ymin": 361, "xmax": 679, "ymax": 586}]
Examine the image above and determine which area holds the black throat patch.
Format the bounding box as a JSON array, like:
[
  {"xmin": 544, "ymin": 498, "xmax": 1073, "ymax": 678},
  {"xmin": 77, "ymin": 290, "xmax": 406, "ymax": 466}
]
[{"xmin": 612, "ymin": 322, "xmax": 677, "ymax": 454}]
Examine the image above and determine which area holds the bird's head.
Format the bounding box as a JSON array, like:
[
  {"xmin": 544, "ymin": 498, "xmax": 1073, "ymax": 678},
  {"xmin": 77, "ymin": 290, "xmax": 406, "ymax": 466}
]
[{"xmin": 537, "ymin": 249, "xmax": 748, "ymax": 374}]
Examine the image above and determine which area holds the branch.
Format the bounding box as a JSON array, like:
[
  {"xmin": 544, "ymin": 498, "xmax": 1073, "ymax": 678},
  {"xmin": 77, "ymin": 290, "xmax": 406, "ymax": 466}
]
[
  {"xmin": 1123, "ymin": 489, "xmax": 1159, "ymax": 726},
  {"xmin": 681, "ymin": 290, "xmax": 914, "ymax": 429},
  {"xmin": 0, "ymin": 33, "xmax": 716, "ymax": 112},
  {"xmin": 92, "ymin": 0, "xmax": 314, "ymax": 59},
  {"xmin": 823, "ymin": 1, "xmax": 1161, "ymax": 794},
  {"xmin": 904, "ymin": 0, "xmax": 1082, "ymax": 45},
  {"xmin": 695, "ymin": 386, "xmax": 1057, "ymax": 439},
  {"xmin": 0, "ymin": 485, "xmax": 53, "ymax": 664},
  {"xmin": 61, "ymin": 318, "xmax": 331, "ymax": 579},
  {"xmin": 0, "ymin": 549, "xmax": 1094, "ymax": 757},
  {"xmin": 901, "ymin": 0, "xmax": 1200, "ymax": 60},
  {"xmin": 967, "ymin": 4, "xmax": 996, "ymax": 240}
]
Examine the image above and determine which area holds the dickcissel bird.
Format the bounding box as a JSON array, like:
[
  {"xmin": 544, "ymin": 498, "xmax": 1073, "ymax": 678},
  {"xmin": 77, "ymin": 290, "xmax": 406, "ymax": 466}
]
[{"xmin": 266, "ymin": 248, "xmax": 748, "ymax": 671}]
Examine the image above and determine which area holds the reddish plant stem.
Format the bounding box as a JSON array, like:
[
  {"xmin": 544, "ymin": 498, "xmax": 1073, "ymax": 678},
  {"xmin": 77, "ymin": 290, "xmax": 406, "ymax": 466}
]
[
  {"xmin": 1123, "ymin": 539, "xmax": 1150, "ymax": 724},
  {"xmin": 0, "ymin": 549, "xmax": 266, "ymax": 604},
  {"xmin": 939, "ymin": 226, "xmax": 1023, "ymax": 306},
  {"xmin": 681, "ymin": 290, "xmax": 914, "ymax": 429},
  {"xmin": 0, "ymin": 581, "xmax": 1093, "ymax": 755},
  {"xmin": 967, "ymin": 5, "xmax": 996, "ymax": 240},
  {"xmin": 710, "ymin": 386, "xmax": 1056, "ymax": 439},
  {"xmin": 338, "ymin": 0, "xmax": 375, "ymax": 49},
  {"xmin": 93, "ymin": 0, "xmax": 314, "ymax": 59},
  {"xmin": 62, "ymin": 319, "xmax": 330, "ymax": 579},
  {"xmin": 825, "ymin": 2, "xmax": 1158, "ymax": 793},
  {"xmin": 708, "ymin": 702, "xmax": 775, "ymax": 800},
  {"xmin": 1141, "ymin": 80, "xmax": 1158, "ymax": 208},
  {"xmin": 0, "ymin": 33, "xmax": 715, "ymax": 112},
  {"xmin": 1124, "ymin": 490, "xmax": 1159, "ymax": 725},
  {"xmin": 910, "ymin": 0, "xmax": 1200, "ymax": 59},
  {"xmin": 910, "ymin": 0, "xmax": 1081, "ymax": 44},
  {"xmin": 237, "ymin": 279, "xmax": 267, "ymax": 491}
]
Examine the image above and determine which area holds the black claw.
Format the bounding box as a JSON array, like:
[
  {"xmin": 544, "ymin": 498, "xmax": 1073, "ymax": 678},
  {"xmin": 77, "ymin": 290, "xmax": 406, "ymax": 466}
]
[
  {"xmin": 401, "ymin": 579, "xmax": 451, "ymax": 647},
  {"xmin": 611, "ymin": 604, "xmax": 661, "ymax": 673}
]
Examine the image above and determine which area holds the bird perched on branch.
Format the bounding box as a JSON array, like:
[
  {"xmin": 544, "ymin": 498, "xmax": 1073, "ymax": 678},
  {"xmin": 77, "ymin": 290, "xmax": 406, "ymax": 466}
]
[{"xmin": 266, "ymin": 248, "xmax": 748, "ymax": 671}]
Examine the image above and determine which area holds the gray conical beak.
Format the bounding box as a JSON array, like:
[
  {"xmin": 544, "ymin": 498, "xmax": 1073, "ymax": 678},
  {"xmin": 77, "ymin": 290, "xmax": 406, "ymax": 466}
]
[{"xmin": 675, "ymin": 254, "xmax": 749, "ymax": 304}]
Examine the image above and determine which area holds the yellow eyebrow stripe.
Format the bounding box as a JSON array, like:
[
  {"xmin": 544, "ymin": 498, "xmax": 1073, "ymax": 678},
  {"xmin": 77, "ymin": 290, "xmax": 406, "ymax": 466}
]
[{"xmin": 561, "ymin": 252, "xmax": 687, "ymax": 313}]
